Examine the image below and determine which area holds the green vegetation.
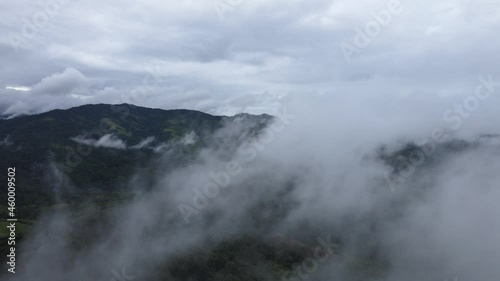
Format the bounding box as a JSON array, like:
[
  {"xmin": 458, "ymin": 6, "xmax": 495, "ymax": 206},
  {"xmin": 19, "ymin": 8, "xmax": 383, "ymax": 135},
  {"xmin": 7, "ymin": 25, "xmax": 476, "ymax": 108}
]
[
  {"xmin": 0, "ymin": 221, "xmax": 30, "ymax": 239},
  {"xmin": 0, "ymin": 103, "xmax": 271, "ymax": 221}
]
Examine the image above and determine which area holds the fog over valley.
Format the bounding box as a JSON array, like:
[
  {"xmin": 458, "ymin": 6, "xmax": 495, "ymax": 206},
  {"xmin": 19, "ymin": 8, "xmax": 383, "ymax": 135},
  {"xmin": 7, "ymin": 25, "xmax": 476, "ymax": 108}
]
[{"xmin": 1, "ymin": 0, "xmax": 499, "ymax": 280}]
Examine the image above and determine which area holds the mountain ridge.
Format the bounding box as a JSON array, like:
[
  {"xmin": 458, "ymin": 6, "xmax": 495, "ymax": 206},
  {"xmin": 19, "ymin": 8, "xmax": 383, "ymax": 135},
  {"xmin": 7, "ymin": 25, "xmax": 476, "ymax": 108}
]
[
  {"xmin": 0, "ymin": 103, "xmax": 274, "ymax": 121},
  {"xmin": 0, "ymin": 103, "xmax": 273, "ymax": 220}
]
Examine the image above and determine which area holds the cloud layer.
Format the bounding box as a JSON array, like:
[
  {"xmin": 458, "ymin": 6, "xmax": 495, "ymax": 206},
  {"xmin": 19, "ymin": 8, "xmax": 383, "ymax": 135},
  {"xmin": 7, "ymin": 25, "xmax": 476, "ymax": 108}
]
[{"xmin": 1, "ymin": 0, "xmax": 500, "ymax": 115}]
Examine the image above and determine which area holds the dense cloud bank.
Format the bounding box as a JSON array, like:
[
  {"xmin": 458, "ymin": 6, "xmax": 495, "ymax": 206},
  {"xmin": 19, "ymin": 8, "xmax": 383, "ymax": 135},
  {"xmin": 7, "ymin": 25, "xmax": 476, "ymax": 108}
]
[{"xmin": 1, "ymin": 0, "xmax": 500, "ymax": 116}]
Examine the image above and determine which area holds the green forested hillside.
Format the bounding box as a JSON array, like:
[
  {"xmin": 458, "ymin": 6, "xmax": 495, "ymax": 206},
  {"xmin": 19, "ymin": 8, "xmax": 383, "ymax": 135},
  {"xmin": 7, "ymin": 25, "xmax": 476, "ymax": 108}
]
[{"xmin": 0, "ymin": 104, "xmax": 271, "ymax": 220}]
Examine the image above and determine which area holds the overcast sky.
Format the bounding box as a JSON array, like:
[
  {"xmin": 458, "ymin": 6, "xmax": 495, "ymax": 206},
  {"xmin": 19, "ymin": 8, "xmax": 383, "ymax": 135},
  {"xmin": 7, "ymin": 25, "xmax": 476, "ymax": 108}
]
[{"xmin": 1, "ymin": 0, "xmax": 499, "ymax": 116}]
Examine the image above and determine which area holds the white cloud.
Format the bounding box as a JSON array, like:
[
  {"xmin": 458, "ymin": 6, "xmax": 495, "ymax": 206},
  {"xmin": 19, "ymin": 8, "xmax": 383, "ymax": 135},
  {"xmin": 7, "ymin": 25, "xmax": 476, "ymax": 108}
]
[
  {"xmin": 71, "ymin": 134, "xmax": 126, "ymax": 149},
  {"xmin": 130, "ymin": 136, "xmax": 156, "ymax": 149},
  {"xmin": 5, "ymin": 86, "xmax": 31, "ymax": 91},
  {"xmin": 180, "ymin": 131, "xmax": 197, "ymax": 145},
  {"xmin": 152, "ymin": 142, "xmax": 170, "ymax": 154}
]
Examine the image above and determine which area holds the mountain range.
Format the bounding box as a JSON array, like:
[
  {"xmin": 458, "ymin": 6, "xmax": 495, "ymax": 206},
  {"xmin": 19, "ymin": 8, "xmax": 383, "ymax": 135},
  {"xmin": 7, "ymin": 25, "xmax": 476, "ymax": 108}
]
[{"xmin": 0, "ymin": 104, "xmax": 272, "ymax": 219}]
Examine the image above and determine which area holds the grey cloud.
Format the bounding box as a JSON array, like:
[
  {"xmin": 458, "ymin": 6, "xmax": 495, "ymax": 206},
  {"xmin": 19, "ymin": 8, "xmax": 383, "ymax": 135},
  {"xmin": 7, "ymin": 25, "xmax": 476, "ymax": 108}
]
[{"xmin": 0, "ymin": 0, "xmax": 497, "ymax": 115}]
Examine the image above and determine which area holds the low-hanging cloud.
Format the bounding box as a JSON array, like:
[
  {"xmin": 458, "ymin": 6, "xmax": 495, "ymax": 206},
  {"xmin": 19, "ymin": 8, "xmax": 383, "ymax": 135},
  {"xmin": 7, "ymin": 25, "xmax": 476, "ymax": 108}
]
[
  {"xmin": 71, "ymin": 133, "xmax": 126, "ymax": 149},
  {"xmin": 7, "ymin": 94, "xmax": 500, "ymax": 281}
]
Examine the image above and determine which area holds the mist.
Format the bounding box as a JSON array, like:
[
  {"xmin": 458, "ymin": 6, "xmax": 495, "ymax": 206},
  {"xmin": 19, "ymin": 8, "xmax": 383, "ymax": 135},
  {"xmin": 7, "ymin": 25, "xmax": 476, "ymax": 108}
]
[{"xmin": 3, "ymin": 90, "xmax": 499, "ymax": 281}]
